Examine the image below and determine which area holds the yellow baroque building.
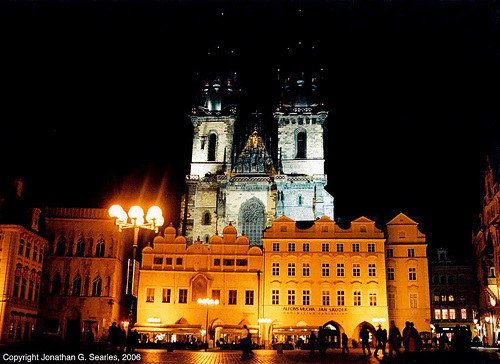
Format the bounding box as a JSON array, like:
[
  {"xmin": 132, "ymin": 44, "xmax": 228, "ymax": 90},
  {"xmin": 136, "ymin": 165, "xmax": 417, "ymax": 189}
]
[{"xmin": 136, "ymin": 213, "xmax": 430, "ymax": 348}]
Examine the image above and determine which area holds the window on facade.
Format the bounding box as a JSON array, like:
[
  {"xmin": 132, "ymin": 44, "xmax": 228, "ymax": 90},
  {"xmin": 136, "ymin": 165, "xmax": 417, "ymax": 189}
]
[
  {"xmin": 434, "ymin": 309, "xmax": 441, "ymax": 320},
  {"xmin": 434, "ymin": 293, "xmax": 440, "ymax": 302},
  {"xmin": 322, "ymin": 226, "xmax": 328, "ymax": 232},
  {"xmin": 440, "ymin": 276, "xmax": 446, "ymax": 284},
  {"xmin": 448, "ymin": 294, "xmax": 454, "ymax": 302},
  {"xmin": 287, "ymin": 290, "xmax": 296, "ymax": 305},
  {"xmin": 28, "ymin": 280, "xmax": 34, "ymax": 300},
  {"xmin": 20, "ymin": 278, "xmax": 27, "ymax": 299},
  {"xmin": 39, "ymin": 248, "xmax": 43, "ymax": 263},
  {"xmin": 272, "ymin": 262, "xmax": 280, "ymax": 276},
  {"xmin": 202, "ymin": 212, "xmax": 211, "ymax": 225},
  {"xmin": 386, "ymin": 248, "xmax": 394, "ymax": 258},
  {"xmin": 302, "ymin": 290, "xmax": 310, "ymax": 306},
  {"xmin": 162, "ymin": 288, "xmax": 171, "ymax": 303},
  {"xmin": 360, "ymin": 225, "xmax": 367, "ymax": 232},
  {"xmin": 288, "ymin": 263, "xmax": 296, "ymax": 276},
  {"xmin": 25, "ymin": 242, "xmax": 31, "ymax": 258},
  {"xmin": 353, "ymin": 291, "xmax": 361, "ymax": 306},
  {"xmin": 272, "ymin": 242, "xmax": 280, "ymax": 252},
  {"xmin": 52, "ymin": 274, "xmax": 61, "ymax": 294},
  {"xmin": 302, "ymin": 263, "xmax": 310, "ymax": 277},
  {"xmin": 179, "ymin": 289, "xmax": 188, "ymax": 304},
  {"xmin": 228, "ymin": 290, "xmax": 237, "ymax": 305},
  {"xmin": 13, "ymin": 275, "xmax": 20, "ymax": 297},
  {"xmin": 337, "ymin": 290, "xmax": 345, "ymax": 306},
  {"xmin": 368, "ymin": 243, "xmax": 376, "ymax": 253},
  {"xmin": 56, "ymin": 237, "xmax": 65, "ymax": 256},
  {"xmin": 322, "ymin": 263, "xmax": 330, "ymax": 277},
  {"xmin": 92, "ymin": 276, "xmax": 102, "ymax": 297},
  {"xmin": 76, "ymin": 238, "xmax": 85, "ymax": 257},
  {"xmin": 236, "ymin": 259, "xmax": 248, "ymax": 266},
  {"xmin": 245, "ymin": 290, "xmax": 254, "ymax": 305},
  {"xmin": 33, "ymin": 246, "xmax": 38, "ymax": 261},
  {"xmin": 448, "ymin": 275, "xmax": 454, "ymax": 284},
  {"xmin": 337, "ymin": 263, "xmax": 345, "ymax": 277},
  {"xmin": 208, "ymin": 133, "xmax": 217, "ymax": 161},
  {"xmin": 239, "ymin": 198, "xmax": 265, "ymax": 245},
  {"xmin": 409, "ymin": 267, "xmax": 417, "ymax": 281},
  {"xmin": 72, "ymin": 275, "xmax": 81, "ymax": 296},
  {"xmin": 176, "ymin": 258, "xmax": 183, "ymax": 265},
  {"xmin": 409, "ymin": 293, "xmax": 418, "ymax": 308},
  {"xmin": 288, "ymin": 242, "xmax": 296, "ymax": 252},
  {"xmin": 321, "ymin": 242, "xmax": 329, "ymax": 252},
  {"xmin": 449, "ymin": 308, "xmax": 456, "ymax": 320},
  {"xmin": 407, "ymin": 248, "xmax": 415, "ymax": 257},
  {"xmin": 368, "ymin": 264, "xmax": 376, "ymax": 277},
  {"xmin": 271, "ymin": 290, "xmax": 279, "ymax": 305},
  {"xmin": 399, "ymin": 231, "xmax": 406, "ymax": 238},
  {"xmin": 322, "ymin": 291, "xmax": 330, "ymax": 306},
  {"xmin": 212, "ymin": 289, "xmax": 221, "ymax": 301},
  {"xmin": 296, "ymin": 131, "xmax": 306, "ymax": 158},
  {"xmin": 34, "ymin": 282, "xmax": 40, "ymax": 302},
  {"xmin": 281, "ymin": 226, "xmax": 287, "ymax": 232},
  {"xmin": 223, "ymin": 259, "xmax": 234, "ymax": 266},
  {"xmin": 442, "ymin": 309, "xmax": 449, "ymax": 320},
  {"xmin": 213, "ymin": 259, "xmax": 220, "ymax": 266},
  {"xmin": 302, "ymin": 242, "xmax": 309, "ymax": 252},
  {"xmin": 146, "ymin": 288, "xmax": 155, "ymax": 302},
  {"xmin": 298, "ymin": 195, "xmax": 303, "ymax": 206},
  {"xmin": 388, "ymin": 293, "xmax": 396, "ymax": 309},
  {"xmin": 18, "ymin": 239, "xmax": 24, "ymax": 255},
  {"xmin": 369, "ymin": 293, "xmax": 377, "ymax": 306},
  {"xmin": 95, "ymin": 239, "xmax": 105, "ymax": 257},
  {"xmin": 433, "ymin": 276, "xmax": 439, "ymax": 284},
  {"xmin": 63, "ymin": 274, "xmax": 70, "ymax": 295},
  {"xmin": 461, "ymin": 308, "xmax": 467, "ymax": 320},
  {"xmin": 154, "ymin": 257, "xmax": 163, "ymax": 265},
  {"xmin": 336, "ymin": 243, "xmax": 344, "ymax": 252},
  {"xmin": 387, "ymin": 267, "xmax": 395, "ymax": 281},
  {"xmin": 353, "ymin": 263, "xmax": 361, "ymax": 277},
  {"xmin": 352, "ymin": 243, "xmax": 360, "ymax": 252}
]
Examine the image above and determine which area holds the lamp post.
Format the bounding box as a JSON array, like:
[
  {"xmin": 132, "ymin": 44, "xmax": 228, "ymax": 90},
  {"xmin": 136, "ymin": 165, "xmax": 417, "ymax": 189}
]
[
  {"xmin": 197, "ymin": 298, "xmax": 219, "ymax": 351},
  {"xmin": 109, "ymin": 204, "xmax": 163, "ymax": 327}
]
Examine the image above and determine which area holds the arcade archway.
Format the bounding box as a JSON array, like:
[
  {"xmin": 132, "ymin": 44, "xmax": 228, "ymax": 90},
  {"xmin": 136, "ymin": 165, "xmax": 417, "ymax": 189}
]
[
  {"xmin": 323, "ymin": 321, "xmax": 342, "ymax": 348},
  {"xmin": 353, "ymin": 321, "xmax": 376, "ymax": 347}
]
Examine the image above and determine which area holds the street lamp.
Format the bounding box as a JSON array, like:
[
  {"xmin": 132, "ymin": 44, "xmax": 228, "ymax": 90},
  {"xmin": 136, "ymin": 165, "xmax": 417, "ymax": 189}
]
[
  {"xmin": 109, "ymin": 204, "xmax": 163, "ymax": 327},
  {"xmin": 197, "ymin": 298, "xmax": 219, "ymax": 351}
]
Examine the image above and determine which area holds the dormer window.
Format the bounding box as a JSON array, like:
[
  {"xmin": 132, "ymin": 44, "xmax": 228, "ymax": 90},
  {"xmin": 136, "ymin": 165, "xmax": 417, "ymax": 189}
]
[{"xmin": 399, "ymin": 231, "xmax": 406, "ymax": 238}]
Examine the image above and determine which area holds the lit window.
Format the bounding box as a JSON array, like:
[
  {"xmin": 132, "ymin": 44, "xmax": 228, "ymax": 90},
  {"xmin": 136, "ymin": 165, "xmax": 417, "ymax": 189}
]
[
  {"xmin": 434, "ymin": 309, "xmax": 441, "ymax": 320},
  {"xmin": 272, "ymin": 263, "xmax": 280, "ymax": 276},
  {"xmin": 461, "ymin": 308, "xmax": 467, "ymax": 320},
  {"xmin": 442, "ymin": 309, "xmax": 449, "ymax": 320},
  {"xmin": 162, "ymin": 288, "xmax": 171, "ymax": 303},
  {"xmin": 449, "ymin": 309, "xmax": 456, "ymax": 320},
  {"xmin": 448, "ymin": 294, "xmax": 454, "ymax": 302},
  {"xmin": 337, "ymin": 290, "xmax": 345, "ymax": 306},
  {"xmin": 146, "ymin": 288, "xmax": 155, "ymax": 302},
  {"xmin": 353, "ymin": 291, "xmax": 361, "ymax": 306},
  {"xmin": 179, "ymin": 289, "xmax": 188, "ymax": 304},
  {"xmin": 287, "ymin": 290, "xmax": 296, "ymax": 305},
  {"xmin": 409, "ymin": 293, "xmax": 418, "ymax": 308},
  {"xmin": 353, "ymin": 263, "xmax": 361, "ymax": 277},
  {"xmin": 302, "ymin": 263, "xmax": 310, "ymax": 277},
  {"xmin": 212, "ymin": 289, "xmax": 221, "ymax": 301}
]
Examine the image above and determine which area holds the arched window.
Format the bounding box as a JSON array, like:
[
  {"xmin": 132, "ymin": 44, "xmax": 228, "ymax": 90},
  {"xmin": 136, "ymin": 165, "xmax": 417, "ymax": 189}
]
[
  {"xmin": 95, "ymin": 239, "xmax": 105, "ymax": 257},
  {"xmin": 63, "ymin": 274, "xmax": 70, "ymax": 295},
  {"xmin": 52, "ymin": 273, "xmax": 61, "ymax": 294},
  {"xmin": 239, "ymin": 197, "xmax": 265, "ymax": 246},
  {"xmin": 75, "ymin": 238, "xmax": 85, "ymax": 257},
  {"xmin": 208, "ymin": 133, "xmax": 217, "ymax": 161},
  {"xmin": 296, "ymin": 130, "xmax": 306, "ymax": 159},
  {"xmin": 55, "ymin": 237, "xmax": 66, "ymax": 256},
  {"xmin": 72, "ymin": 275, "xmax": 81, "ymax": 296},
  {"xmin": 84, "ymin": 275, "xmax": 90, "ymax": 296},
  {"xmin": 298, "ymin": 195, "xmax": 303, "ymax": 206},
  {"xmin": 202, "ymin": 212, "xmax": 211, "ymax": 225},
  {"xmin": 92, "ymin": 276, "xmax": 102, "ymax": 297}
]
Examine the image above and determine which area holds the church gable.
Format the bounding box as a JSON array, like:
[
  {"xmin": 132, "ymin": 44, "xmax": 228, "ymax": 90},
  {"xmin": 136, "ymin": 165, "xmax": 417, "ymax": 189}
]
[{"xmin": 233, "ymin": 129, "xmax": 275, "ymax": 175}]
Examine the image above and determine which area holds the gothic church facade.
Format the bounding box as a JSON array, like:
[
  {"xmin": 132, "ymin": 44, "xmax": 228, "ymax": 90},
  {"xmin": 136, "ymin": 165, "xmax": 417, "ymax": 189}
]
[{"xmin": 179, "ymin": 71, "xmax": 334, "ymax": 245}]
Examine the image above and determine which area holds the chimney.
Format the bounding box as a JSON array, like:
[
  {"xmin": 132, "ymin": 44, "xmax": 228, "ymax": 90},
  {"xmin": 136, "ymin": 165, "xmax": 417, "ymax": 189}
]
[{"xmin": 14, "ymin": 179, "xmax": 23, "ymax": 197}]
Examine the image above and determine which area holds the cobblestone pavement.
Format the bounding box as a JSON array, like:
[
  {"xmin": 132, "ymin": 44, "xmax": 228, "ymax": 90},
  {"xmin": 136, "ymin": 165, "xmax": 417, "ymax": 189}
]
[{"xmin": 135, "ymin": 348, "xmax": 500, "ymax": 364}]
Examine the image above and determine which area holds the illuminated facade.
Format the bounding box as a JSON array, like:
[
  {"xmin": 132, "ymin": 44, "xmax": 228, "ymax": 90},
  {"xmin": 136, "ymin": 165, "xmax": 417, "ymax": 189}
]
[
  {"xmin": 38, "ymin": 208, "xmax": 130, "ymax": 342},
  {"xmin": 136, "ymin": 213, "xmax": 430, "ymax": 347},
  {"xmin": 472, "ymin": 152, "xmax": 500, "ymax": 345}
]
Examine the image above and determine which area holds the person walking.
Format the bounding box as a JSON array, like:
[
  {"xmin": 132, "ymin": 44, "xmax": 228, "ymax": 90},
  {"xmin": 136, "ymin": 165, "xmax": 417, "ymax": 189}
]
[
  {"xmin": 360, "ymin": 326, "xmax": 371, "ymax": 356},
  {"xmin": 388, "ymin": 320, "xmax": 401, "ymax": 358},
  {"xmin": 241, "ymin": 325, "xmax": 253, "ymax": 358},
  {"xmin": 341, "ymin": 332, "xmax": 349, "ymax": 354},
  {"xmin": 309, "ymin": 330, "xmax": 317, "ymax": 355},
  {"xmin": 374, "ymin": 324, "xmax": 385, "ymax": 357},
  {"xmin": 318, "ymin": 326, "xmax": 326, "ymax": 355}
]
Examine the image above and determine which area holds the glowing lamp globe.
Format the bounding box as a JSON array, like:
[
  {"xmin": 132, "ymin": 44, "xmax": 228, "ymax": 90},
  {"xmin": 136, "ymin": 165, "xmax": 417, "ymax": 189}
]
[
  {"xmin": 128, "ymin": 206, "xmax": 144, "ymax": 219},
  {"xmin": 109, "ymin": 205, "xmax": 124, "ymax": 218},
  {"xmin": 146, "ymin": 206, "xmax": 163, "ymax": 223}
]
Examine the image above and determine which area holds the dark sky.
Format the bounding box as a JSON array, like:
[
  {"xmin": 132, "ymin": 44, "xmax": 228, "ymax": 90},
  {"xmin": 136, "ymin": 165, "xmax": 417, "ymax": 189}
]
[{"xmin": 1, "ymin": 0, "xmax": 499, "ymax": 258}]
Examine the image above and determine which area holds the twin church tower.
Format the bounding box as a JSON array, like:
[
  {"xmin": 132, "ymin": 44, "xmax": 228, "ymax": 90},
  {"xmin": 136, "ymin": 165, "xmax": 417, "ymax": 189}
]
[{"xmin": 179, "ymin": 68, "xmax": 334, "ymax": 245}]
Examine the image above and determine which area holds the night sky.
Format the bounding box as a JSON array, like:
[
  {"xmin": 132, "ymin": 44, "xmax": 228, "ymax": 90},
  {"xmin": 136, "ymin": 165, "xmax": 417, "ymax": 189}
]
[{"xmin": 1, "ymin": 1, "xmax": 499, "ymax": 259}]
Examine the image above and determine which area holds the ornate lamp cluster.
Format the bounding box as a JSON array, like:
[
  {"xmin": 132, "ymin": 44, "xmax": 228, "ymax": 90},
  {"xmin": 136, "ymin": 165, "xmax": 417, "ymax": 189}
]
[{"xmin": 108, "ymin": 205, "xmax": 164, "ymax": 232}]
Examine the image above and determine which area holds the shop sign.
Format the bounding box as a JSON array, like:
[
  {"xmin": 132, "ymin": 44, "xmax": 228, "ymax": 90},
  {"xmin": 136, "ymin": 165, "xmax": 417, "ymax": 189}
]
[{"xmin": 282, "ymin": 306, "xmax": 348, "ymax": 315}]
